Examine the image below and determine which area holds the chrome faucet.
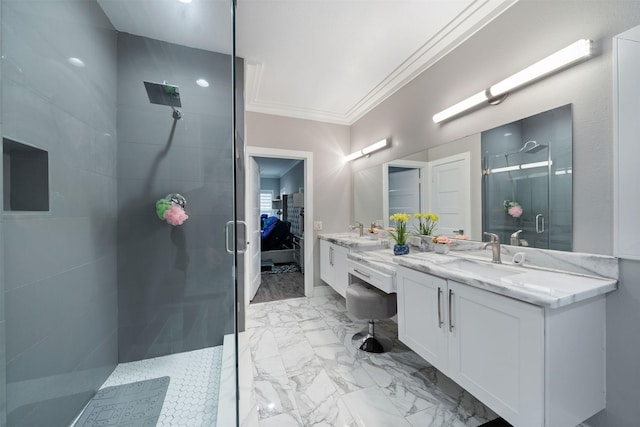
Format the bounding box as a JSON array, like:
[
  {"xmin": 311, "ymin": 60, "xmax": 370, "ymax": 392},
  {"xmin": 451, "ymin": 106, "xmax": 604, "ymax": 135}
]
[
  {"xmin": 482, "ymin": 232, "xmax": 502, "ymax": 264},
  {"xmin": 350, "ymin": 222, "xmax": 364, "ymax": 237},
  {"xmin": 510, "ymin": 229, "xmax": 523, "ymax": 246}
]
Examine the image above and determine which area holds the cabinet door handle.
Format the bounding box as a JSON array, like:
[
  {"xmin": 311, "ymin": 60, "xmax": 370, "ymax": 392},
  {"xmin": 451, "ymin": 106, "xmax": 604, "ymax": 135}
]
[
  {"xmin": 329, "ymin": 246, "xmax": 334, "ymax": 266},
  {"xmin": 448, "ymin": 289, "xmax": 454, "ymax": 332},
  {"xmin": 353, "ymin": 269, "xmax": 370, "ymax": 278},
  {"xmin": 437, "ymin": 287, "xmax": 443, "ymax": 328}
]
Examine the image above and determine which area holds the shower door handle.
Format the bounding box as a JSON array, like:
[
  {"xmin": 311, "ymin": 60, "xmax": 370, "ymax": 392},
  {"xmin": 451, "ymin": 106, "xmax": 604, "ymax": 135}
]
[
  {"xmin": 225, "ymin": 221, "xmax": 234, "ymax": 253},
  {"xmin": 225, "ymin": 221, "xmax": 249, "ymax": 254},
  {"xmin": 535, "ymin": 214, "xmax": 545, "ymax": 234}
]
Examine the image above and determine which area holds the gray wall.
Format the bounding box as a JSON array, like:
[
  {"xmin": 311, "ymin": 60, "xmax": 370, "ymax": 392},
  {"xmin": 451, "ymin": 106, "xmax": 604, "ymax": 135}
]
[
  {"xmin": 347, "ymin": 1, "xmax": 640, "ymax": 424},
  {"xmin": 116, "ymin": 33, "xmax": 239, "ymax": 362},
  {"xmin": 1, "ymin": 1, "xmax": 118, "ymax": 425},
  {"xmin": 246, "ymin": 112, "xmax": 351, "ymax": 288},
  {"xmin": 260, "ymin": 177, "xmax": 280, "ymax": 198},
  {"xmin": 281, "ymin": 161, "xmax": 304, "ymax": 196}
]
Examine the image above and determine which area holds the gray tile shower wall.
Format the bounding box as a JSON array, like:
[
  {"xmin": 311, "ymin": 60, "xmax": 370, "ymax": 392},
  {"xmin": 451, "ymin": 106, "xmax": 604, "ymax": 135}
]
[
  {"xmin": 1, "ymin": 1, "xmax": 119, "ymax": 426},
  {"xmin": 116, "ymin": 33, "xmax": 241, "ymax": 363}
]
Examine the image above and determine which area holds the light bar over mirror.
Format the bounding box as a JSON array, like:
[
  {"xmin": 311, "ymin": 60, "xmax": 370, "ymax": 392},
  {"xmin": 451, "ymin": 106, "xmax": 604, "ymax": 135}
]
[
  {"xmin": 345, "ymin": 138, "xmax": 390, "ymax": 162},
  {"xmin": 433, "ymin": 39, "xmax": 593, "ymax": 124}
]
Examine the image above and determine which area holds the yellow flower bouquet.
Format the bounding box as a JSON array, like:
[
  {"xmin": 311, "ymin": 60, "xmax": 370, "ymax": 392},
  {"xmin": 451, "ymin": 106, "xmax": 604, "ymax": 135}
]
[
  {"xmin": 388, "ymin": 213, "xmax": 410, "ymax": 246},
  {"xmin": 414, "ymin": 213, "xmax": 439, "ymax": 235}
]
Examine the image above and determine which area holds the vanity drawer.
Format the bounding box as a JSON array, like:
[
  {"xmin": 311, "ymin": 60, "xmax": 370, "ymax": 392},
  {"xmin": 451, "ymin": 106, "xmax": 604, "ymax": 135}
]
[{"xmin": 347, "ymin": 259, "xmax": 395, "ymax": 293}]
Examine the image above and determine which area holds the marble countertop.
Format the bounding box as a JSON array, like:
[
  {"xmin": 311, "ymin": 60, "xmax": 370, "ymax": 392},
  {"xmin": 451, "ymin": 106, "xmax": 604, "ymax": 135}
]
[
  {"xmin": 347, "ymin": 249, "xmax": 397, "ymax": 276},
  {"xmin": 394, "ymin": 251, "xmax": 617, "ymax": 309},
  {"xmin": 344, "ymin": 246, "xmax": 617, "ymax": 309},
  {"xmin": 318, "ymin": 232, "xmax": 390, "ymax": 249}
]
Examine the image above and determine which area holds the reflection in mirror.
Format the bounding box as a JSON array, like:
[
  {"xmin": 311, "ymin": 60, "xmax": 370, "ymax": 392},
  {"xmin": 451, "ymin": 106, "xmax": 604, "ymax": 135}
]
[
  {"xmin": 352, "ymin": 106, "xmax": 572, "ymax": 249},
  {"xmin": 482, "ymin": 104, "xmax": 572, "ymax": 251},
  {"xmin": 353, "ymin": 165, "xmax": 383, "ymax": 228},
  {"xmin": 382, "ymin": 160, "xmax": 428, "ymax": 229}
]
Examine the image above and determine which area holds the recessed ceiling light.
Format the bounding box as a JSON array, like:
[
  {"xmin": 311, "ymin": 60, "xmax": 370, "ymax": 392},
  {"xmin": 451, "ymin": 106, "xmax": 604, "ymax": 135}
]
[
  {"xmin": 196, "ymin": 78, "xmax": 209, "ymax": 88},
  {"xmin": 68, "ymin": 57, "xmax": 85, "ymax": 68},
  {"xmin": 178, "ymin": 0, "xmax": 192, "ymax": 3}
]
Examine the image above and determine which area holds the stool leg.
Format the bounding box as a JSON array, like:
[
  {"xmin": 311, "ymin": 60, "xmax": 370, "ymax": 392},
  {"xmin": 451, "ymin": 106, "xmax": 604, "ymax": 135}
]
[{"xmin": 352, "ymin": 320, "xmax": 393, "ymax": 353}]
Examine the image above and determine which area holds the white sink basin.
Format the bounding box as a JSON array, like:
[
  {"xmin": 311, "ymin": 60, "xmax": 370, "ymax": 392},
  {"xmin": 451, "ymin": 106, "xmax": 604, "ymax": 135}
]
[{"xmin": 441, "ymin": 258, "xmax": 524, "ymax": 279}]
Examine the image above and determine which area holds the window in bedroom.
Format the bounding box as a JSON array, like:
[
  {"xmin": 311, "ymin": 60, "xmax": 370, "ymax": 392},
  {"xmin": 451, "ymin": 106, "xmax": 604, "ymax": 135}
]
[{"xmin": 260, "ymin": 190, "xmax": 274, "ymax": 216}]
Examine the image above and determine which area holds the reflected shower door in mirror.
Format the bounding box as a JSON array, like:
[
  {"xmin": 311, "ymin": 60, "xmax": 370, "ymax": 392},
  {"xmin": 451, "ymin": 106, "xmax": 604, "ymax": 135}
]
[{"xmin": 482, "ymin": 104, "xmax": 572, "ymax": 251}]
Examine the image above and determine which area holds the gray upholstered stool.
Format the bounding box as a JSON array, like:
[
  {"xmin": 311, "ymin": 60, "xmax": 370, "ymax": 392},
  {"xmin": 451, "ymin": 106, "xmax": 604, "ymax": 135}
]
[{"xmin": 346, "ymin": 282, "xmax": 397, "ymax": 353}]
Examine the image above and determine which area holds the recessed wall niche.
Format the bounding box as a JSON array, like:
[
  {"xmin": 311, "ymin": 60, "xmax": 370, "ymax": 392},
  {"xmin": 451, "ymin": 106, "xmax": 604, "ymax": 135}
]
[{"xmin": 3, "ymin": 138, "xmax": 49, "ymax": 211}]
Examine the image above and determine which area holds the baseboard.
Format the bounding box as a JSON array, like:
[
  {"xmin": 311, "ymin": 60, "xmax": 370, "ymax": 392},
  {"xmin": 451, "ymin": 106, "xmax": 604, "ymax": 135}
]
[{"xmin": 313, "ymin": 285, "xmax": 339, "ymax": 297}]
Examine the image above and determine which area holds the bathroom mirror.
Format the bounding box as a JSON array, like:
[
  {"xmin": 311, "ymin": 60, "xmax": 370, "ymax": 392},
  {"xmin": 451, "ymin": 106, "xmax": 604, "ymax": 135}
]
[
  {"xmin": 353, "ymin": 104, "xmax": 573, "ymax": 250},
  {"xmin": 482, "ymin": 104, "xmax": 572, "ymax": 251}
]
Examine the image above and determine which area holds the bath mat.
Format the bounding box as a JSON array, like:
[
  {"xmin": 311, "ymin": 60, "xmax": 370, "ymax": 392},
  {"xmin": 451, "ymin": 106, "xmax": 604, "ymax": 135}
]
[{"xmin": 75, "ymin": 376, "xmax": 170, "ymax": 427}]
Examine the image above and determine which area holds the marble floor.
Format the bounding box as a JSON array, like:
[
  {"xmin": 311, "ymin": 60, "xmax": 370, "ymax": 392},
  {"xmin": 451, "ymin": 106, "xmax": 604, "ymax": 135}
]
[{"xmin": 245, "ymin": 292, "xmax": 498, "ymax": 427}]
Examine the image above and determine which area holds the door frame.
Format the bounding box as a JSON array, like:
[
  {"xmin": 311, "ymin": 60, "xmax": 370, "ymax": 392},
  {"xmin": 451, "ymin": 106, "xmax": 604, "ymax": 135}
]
[{"xmin": 245, "ymin": 146, "xmax": 314, "ymax": 307}]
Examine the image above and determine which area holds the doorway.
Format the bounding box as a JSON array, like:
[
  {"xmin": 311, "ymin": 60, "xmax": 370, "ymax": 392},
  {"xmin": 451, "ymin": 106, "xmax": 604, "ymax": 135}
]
[{"xmin": 245, "ymin": 147, "xmax": 314, "ymax": 307}]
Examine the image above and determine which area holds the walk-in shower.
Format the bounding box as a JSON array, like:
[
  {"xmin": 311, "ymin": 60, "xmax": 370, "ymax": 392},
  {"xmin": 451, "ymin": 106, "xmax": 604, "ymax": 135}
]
[{"xmin": 0, "ymin": 1, "xmax": 241, "ymax": 426}]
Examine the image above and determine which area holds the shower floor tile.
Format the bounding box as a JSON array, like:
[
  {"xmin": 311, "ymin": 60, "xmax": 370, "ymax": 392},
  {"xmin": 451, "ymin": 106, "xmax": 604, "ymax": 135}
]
[{"xmin": 88, "ymin": 346, "xmax": 223, "ymax": 427}]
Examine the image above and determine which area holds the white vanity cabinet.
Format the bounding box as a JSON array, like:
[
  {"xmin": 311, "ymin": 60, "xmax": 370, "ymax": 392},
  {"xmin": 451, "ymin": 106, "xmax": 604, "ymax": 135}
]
[
  {"xmin": 320, "ymin": 239, "xmax": 349, "ymax": 297},
  {"xmin": 397, "ymin": 265, "xmax": 606, "ymax": 427},
  {"xmin": 397, "ymin": 269, "xmax": 449, "ymax": 369}
]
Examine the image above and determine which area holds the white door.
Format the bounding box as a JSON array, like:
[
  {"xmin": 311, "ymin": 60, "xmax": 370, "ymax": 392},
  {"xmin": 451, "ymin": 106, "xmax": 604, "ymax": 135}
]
[
  {"xmin": 428, "ymin": 153, "xmax": 471, "ymax": 237},
  {"xmin": 249, "ymin": 157, "xmax": 262, "ymax": 302}
]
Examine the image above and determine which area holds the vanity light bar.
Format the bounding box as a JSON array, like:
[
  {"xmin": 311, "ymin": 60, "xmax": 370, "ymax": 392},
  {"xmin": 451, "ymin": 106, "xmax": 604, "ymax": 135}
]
[
  {"xmin": 433, "ymin": 39, "xmax": 593, "ymax": 124},
  {"xmin": 345, "ymin": 138, "xmax": 389, "ymax": 162},
  {"xmin": 489, "ymin": 39, "xmax": 593, "ymax": 98},
  {"xmin": 432, "ymin": 91, "xmax": 489, "ymax": 125}
]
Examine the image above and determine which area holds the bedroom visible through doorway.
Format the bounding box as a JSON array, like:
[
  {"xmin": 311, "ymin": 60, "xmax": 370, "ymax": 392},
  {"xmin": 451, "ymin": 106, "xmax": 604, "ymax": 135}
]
[{"xmin": 251, "ymin": 156, "xmax": 305, "ymax": 303}]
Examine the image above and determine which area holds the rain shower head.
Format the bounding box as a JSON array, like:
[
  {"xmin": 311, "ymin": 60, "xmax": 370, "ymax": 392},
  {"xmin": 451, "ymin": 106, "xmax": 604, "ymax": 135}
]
[
  {"xmin": 518, "ymin": 140, "xmax": 547, "ymax": 153},
  {"xmin": 498, "ymin": 140, "xmax": 549, "ymax": 158},
  {"xmin": 144, "ymin": 81, "xmax": 181, "ymax": 107}
]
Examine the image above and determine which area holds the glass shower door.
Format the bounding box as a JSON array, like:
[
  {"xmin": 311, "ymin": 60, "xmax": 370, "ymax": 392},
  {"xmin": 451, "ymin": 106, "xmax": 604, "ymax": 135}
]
[
  {"xmin": 483, "ymin": 149, "xmax": 551, "ymax": 249},
  {"xmin": 0, "ymin": 1, "xmax": 240, "ymax": 426}
]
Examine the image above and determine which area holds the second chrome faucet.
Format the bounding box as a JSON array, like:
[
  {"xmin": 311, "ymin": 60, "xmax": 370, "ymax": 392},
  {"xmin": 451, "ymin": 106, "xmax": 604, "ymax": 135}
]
[{"xmin": 482, "ymin": 232, "xmax": 502, "ymax": 264}]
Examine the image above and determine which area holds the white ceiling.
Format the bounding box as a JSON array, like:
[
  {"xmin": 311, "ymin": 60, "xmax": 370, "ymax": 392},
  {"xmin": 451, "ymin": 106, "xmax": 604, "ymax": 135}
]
[
  {"xmin": 254, "ymin": 157, "xmax": 302, "ymax": 179},
  {"xmin": 98, "ymin": 0, "xmax": 516, "ymax": 125}
]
